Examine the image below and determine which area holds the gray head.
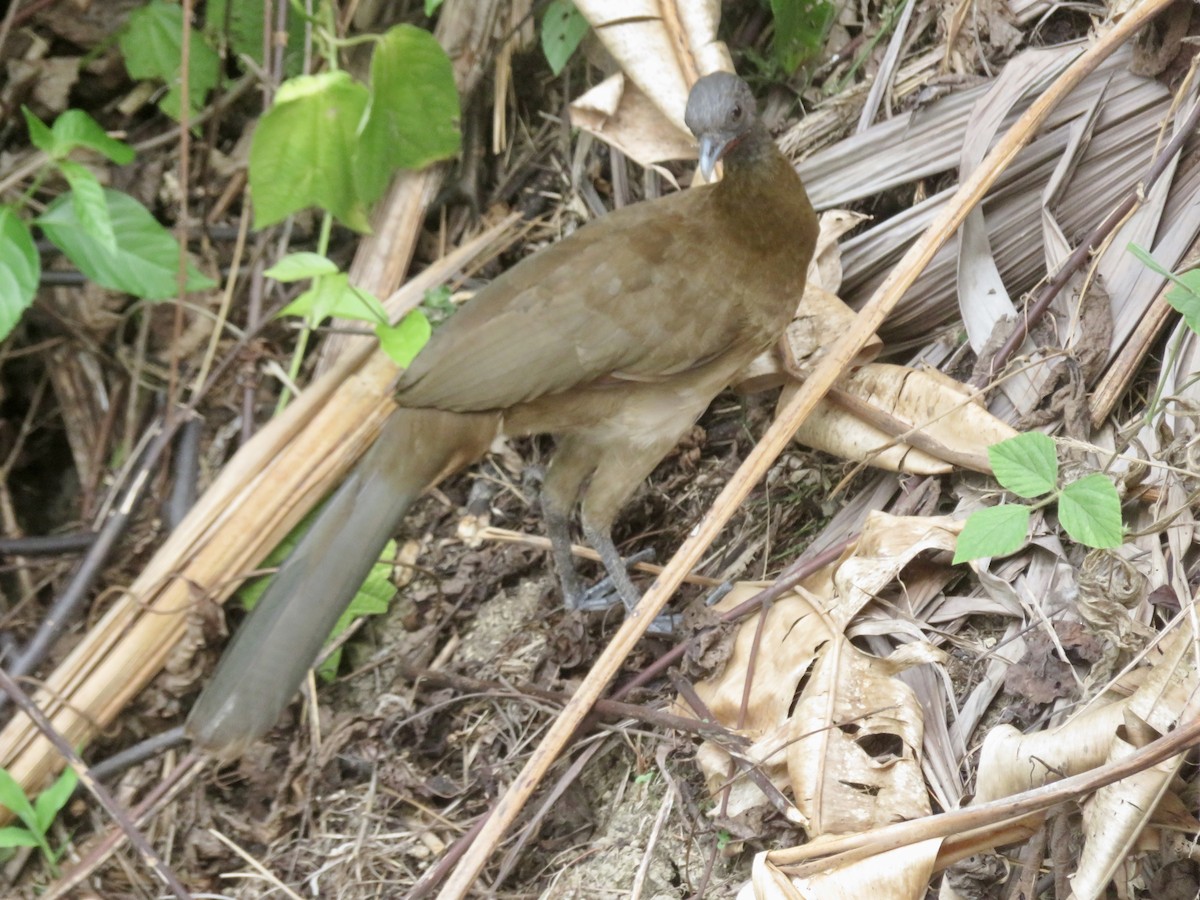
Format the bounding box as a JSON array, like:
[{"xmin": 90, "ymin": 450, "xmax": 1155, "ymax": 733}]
[{"xmin": 684, "ymin": 72, "xmax": 757, "ymax": 180}]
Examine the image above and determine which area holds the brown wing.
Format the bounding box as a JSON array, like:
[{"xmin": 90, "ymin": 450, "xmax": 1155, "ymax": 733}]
[{"xmin": 395, "ymin": 187, "xmax": 762, "ymax": 413}]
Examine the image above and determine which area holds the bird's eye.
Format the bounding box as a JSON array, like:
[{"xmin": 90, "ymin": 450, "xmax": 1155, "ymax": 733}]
[{"xmin": 732, "ymin": 103, "xmax": 743, "ymax": 119}]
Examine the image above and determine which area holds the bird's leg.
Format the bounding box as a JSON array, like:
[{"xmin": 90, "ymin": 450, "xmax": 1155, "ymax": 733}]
[
  {"xmin": 581, "ymin": 520, "xmax": 641, "ymax": 612},
  {"xmin": 577, "ymin": 547, "xmax": 655, "ymax": 611},
  {"xmin": 581, "ymin": 516, "xmax": 679, "ymax": 635},
  {"xmin": 544, "ymin": 504, "xmax": 585, "ymax": 606},
  {"xmin": 541, "ymin": 438, "xmax": 596, "ymax": 610},
  {"xmin": 545, "ymin": 436, "xmax": 680, "ymax": 631}
]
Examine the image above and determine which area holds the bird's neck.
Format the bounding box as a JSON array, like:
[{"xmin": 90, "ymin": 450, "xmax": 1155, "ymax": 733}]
[{"xmin": 711, "ymin": 127, "xmax": 813, "ymax": 240}]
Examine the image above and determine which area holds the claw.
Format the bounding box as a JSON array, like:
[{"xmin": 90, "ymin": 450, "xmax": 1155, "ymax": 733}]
[{"xmin": 570, "ymin": 548, "xmax": 656, "ymax": 612}]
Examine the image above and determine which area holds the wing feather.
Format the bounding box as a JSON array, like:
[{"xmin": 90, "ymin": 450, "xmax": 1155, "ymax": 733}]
[{"xmin": 396, "ymin": 188, "xmax": 758, "ymax": 412}]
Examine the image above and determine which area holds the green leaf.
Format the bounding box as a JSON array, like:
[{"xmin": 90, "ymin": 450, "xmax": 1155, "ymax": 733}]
[
  {"xmin": 119, "ymin": 0, "xmax": 221, "ymax": 120},
  {"xmin": 37, "ymin": 189, "xmax": 216, "ymax": 299},
  {"xmin": 953, "ymin": 504, "xmax": 1030, "ymax": 564},
  {"xmin": 770, "ymin": 0, "xmax": 835, "ymax": 72},
  {"xmin": 541, "ymin": 0, "xmax": 588, "ymax": 76},
  {"xmin": 425, "ymin": 0, "xmax": 445, "ymax": 13},
  {"xmin": 988, "ymin": 433, "xmax": 1058, "ymax": 498},
  {"xmin": 265, "ymin": 252, "xmax": 339, "ymax": 283},
  {"xmin": 1165, "ymin": 269, "xmax": 1200, "ymax": 334},
  {"xmin": 51, "ymin": 110, "xmax": 135, "ymax": 164},
  {"xmin": 1058, "ymin": 474, "xmax": 1122, "ymax": 549},
  {"xmin": 204, "ymin": 0, "xmax": 305, "ymax": 76},
  {"xmin": 356, "ymin": 25, "xmax": 461, "ymax": 206},
  {"xmin": 59, "ymin": 162, "xmax": 116, "ymax": 253},
  {"xmin": 23, "ymin": 108, "xmax": 135, "ymax": 164},
  {"xmin": 278, "ymin": 274, "xmax": 386, "ymax": 326},
  {"xmin": 0, "ymin": 207, "xmax": 40, "ymax": 341},
  {"xmin": 33, "ymin": 767, "xmax": 78, "ymax": 835},
  {"xmin": 376, "ymin": 309, "xmax": 432, "ymax": 367},
  {"xmin": 0, "ymin": 768, "xmax": 38, "ymax": 832},
  {"xmin": 346, "ymin": 286, "xmax": 389, "ymax": 325},
  {"xmin": 1127, "ymin": 243, "xmax": 1175, "ymax": 280},
  {"xmin": 249, "ymin": 72, "xmax": 372, "ymax": 230},
  {"xmin": 22, "ymin": 107, "xmax": 56, "ymax": 155},
  {"xmin": 277, "ymin": 277, "xmax": 342, "ymax": 324},
  {"xmin": 1128, "ymin": 244, "xmax": 1200, "ymax": 334},
  {"xmin": 0, "ymin": 826, "xmax": 41, "ymax": 848}
]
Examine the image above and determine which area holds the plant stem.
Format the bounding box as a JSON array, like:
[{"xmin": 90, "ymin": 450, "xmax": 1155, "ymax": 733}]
[{"xmin": 274, "ymin": 212, "xmax": 333, "ymax": 414}]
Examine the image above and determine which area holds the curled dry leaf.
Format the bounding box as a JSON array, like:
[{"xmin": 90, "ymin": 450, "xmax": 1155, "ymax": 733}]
[
  {"xmin": 569, "ymin": 0, "xmax": 731, "ymax": 167},
  {"xmin": 975, "ymin": 700, "xmax": 1127, "ymax": 803},
  {"xmin": 570, "ymin": 74, "xmax": 697, "ymax": 169},
  {"xmin": 738, "ymin": 207, "xmax": 1012, "ymax": 476},
  {"xmin": 741, "ymin": 837, "xmax": 942, "ymax": 900},
  {"xmin": 781, "ymin": 286, "xmax": 882, "ymax": 378},
  {"xmin": 791, "ymin": 363, "xmax": 1017, "ymax": 475},
  {"xmin": 972, "ymin": 621, "xmax": 1200, "ymax": 894},
  {"xmin": 809, "ymin": 210, "xmax": 870, "ymax": 295},
  {"xmin": 1073, "ymin": 715, "xmax": 1187, "ymax": 900},
  {"xmin": 682, "ymin": 513, "xmax": 956, "ymax": 831}
]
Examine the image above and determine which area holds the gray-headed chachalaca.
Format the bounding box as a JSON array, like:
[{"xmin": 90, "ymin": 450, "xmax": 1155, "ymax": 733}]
[{"xmin": 186, "ymin": 72, "xmax": 819, "ymax": 755}]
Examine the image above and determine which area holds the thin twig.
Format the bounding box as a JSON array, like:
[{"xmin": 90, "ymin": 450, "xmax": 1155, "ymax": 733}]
[{"xmin": 0, "ymin": 533, "xmax": 96, "ymax": 557}]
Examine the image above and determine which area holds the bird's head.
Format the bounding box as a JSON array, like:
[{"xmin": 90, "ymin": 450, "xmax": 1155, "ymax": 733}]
[{"xmin": 684, "ymin": 72, "xmax": 758, "ymax": 181}]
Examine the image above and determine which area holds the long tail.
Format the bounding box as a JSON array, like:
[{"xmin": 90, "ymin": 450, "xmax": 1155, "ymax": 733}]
[{"xmin": 186, "ymin": 407, "xmax": 497, "ymax": 756}]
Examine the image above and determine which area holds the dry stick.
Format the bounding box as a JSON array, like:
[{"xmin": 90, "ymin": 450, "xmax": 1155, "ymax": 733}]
[
  {"xmin": 826, "ymin": 385, "xmax": 991, "ymax": 472},
  {"xmin": 979, "ymin": 75, "xmax": 1200, "ymax": 388},
  {"xmin": 0, "ymin": 222, "xmax": 525, "ymax": 825},
  {"xmin": 0, "ymin": 256, "xmax": 277, "ymax": 701},
  {"xmin": 612, "ymin": 538, "xmax": 851, "ymax": 703},
  {"xmin": 89, "ymin": 726, "xmax": 188, "ymax": 784},
  {"xmin": 0, "ymin": 533, "xmax": 96, "ymax": 557},
  {"xmin": 168, "ymin": 0, "xmax": 193, "ymax": 412},
  {"xmin": 392, "ymin": 661, "xmax": 749, "ymax": 744},
  {"xmin": 0, "ymin": 666, "xmax": 192, "ymax": 900},
  {"xmin": 491, "ymin": 738, "xmax": 608, "ymax": 890},
  {"xmin": 433, "ymin": 7, "xmax": 1173, "ymax": 894},
  {"xmin": 478, "ymin": 525, "xmax": 723, "ymax": 586},
  {"xmin": 417, "ymin": 471, "xmax": 924, "ymax": 896},
  {"xmin": 671, "ymin": 673, "xmax": 796, "ymax": 820},
  {"xmin": 1090, "ymin": 231, "xmax": 1200, "ymax": 426},
  {"xmin": 428, "ymin": 31, "xmax": 1191, "ymax": 891},
  {"xmin": 672, "ymin": 674, "xmax": 747, "ymax": 899},
  {"xmin": 1, "ymin": 255, "xmax": 301, "ymax": 703},
  {"xmin": 166, "ymin": 418, "xmax": 202, "ymax": 528}
]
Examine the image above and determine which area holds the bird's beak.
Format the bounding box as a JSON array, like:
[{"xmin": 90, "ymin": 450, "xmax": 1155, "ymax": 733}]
[{"xmin": 697, "ymin": 134, "xmax": 732, "ymax": 181}]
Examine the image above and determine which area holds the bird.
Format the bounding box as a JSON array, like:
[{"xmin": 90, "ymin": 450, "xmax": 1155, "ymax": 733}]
[{"xmin": 186, "ymin": 71, "xmax": 820, "ymax": 756}]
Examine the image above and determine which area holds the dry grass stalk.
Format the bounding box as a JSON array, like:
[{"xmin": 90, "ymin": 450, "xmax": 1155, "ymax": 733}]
[{"xmin": 475, "ymin": 525, "xmax": 723, "ymax": 586}]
